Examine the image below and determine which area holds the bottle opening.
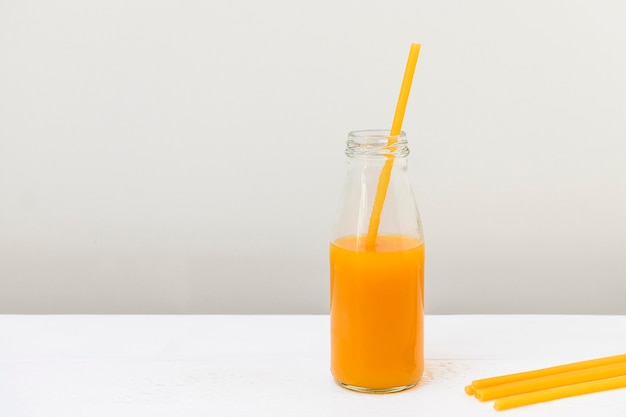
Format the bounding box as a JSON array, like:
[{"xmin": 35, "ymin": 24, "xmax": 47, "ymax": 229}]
[{"xmin": 346, "ymin": 130, "xmax": 409, "ymax": 158}]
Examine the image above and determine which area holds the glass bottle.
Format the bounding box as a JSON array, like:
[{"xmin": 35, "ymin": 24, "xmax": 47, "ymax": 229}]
[{"xmin": 330, "ymin": 130, "xmax": 425, "ymax": 393}]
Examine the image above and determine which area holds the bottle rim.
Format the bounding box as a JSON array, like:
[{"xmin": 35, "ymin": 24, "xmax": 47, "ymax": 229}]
[{"xmin": 346, "ymin": 130, "xmax": 409, "ymax": 158}]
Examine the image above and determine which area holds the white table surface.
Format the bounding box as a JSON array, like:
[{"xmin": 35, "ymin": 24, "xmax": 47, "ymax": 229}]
[{"xmin": 1, "ymin": 315, "xmax": 625, "ymax": 416}]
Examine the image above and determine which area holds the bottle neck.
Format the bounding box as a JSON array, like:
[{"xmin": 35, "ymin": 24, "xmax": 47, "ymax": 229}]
[{"xmin": 333, "ymin": 130, "xmax": 422, "ymax": 243}]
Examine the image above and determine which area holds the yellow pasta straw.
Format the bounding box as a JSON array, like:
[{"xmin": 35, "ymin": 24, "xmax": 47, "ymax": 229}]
[
  {"xmin": 365, "ymin": 43, "xmax": 421, "ymax": 250},
  {"xmin": 493, "ymin": 375, "xmax": 626, "ymax": 411},
  {"xmin": 464, "ymin": 354, "xmax": 626, "ymax": 410},
  {"xmin": 465, "ymin": 353, "xmax": 626, "ymax": 393},
  {"xmin": 475, "ymin": 362, "xmax": 626, "ymax": 401}
]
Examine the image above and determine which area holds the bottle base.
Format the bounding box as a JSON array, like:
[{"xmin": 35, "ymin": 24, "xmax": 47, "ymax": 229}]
[{"xmin": 334, "ymin": 379, "xmax": 417, "ymax": 394}]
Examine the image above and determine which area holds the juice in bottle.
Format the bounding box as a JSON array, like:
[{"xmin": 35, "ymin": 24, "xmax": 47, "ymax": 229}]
[{"xmin": 330, "ymin": 234, "xmax": 425, "ymax": 391}]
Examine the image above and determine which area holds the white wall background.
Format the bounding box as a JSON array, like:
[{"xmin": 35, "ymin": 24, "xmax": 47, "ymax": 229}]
[{"xmin": 1, "ymin": 0, "xmax": 625, "ymax": 314}]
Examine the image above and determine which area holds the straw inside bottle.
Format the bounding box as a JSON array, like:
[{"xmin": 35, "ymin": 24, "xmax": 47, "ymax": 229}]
[{"xmin": 365, "ymin": 43, "xmax": 421, "ymax": 250}]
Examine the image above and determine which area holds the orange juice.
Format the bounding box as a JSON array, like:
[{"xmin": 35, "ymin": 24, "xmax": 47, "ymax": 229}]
[{"xmin": 330, "ymin": 234, "xmax": 425, "ymax": 392}]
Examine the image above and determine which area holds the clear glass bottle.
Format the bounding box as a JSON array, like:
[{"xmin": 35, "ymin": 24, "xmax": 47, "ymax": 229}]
[{"xmin": 330, "ymin": 130, "xmax": 425, "ymax": 393}]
